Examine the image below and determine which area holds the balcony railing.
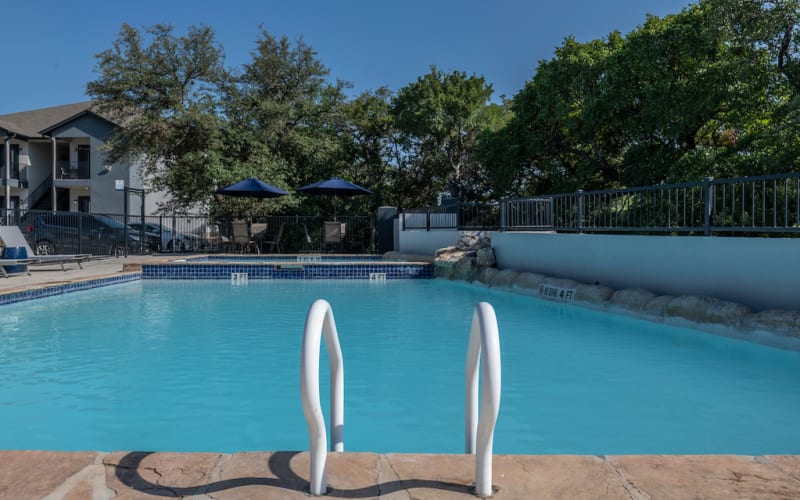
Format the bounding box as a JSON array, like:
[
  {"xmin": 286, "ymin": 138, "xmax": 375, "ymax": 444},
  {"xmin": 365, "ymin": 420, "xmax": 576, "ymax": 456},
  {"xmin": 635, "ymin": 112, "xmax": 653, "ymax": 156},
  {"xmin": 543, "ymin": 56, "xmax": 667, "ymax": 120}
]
[
  {"xmin": 56, "ymin": 161, "xmax": 91, "ymax": 180},
  {"xmin": 0, "ymin": 166, "xmax": 27, "ymax": 187}
]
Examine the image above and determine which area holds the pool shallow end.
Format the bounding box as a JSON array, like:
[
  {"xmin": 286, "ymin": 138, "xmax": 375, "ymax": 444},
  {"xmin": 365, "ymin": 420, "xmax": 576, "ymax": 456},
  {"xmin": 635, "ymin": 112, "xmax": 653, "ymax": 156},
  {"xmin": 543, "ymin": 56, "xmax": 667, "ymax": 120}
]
[{"xmin": 2, "ymin": 450, "xmax": 799, "ymax": 499}]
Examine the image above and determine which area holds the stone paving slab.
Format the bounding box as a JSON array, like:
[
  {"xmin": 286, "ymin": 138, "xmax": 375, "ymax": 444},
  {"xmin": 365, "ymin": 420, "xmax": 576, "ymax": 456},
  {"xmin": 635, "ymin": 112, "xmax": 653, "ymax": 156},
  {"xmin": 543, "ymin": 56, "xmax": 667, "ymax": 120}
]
[
  {"xmin": 1, "ymin": 451, "xmax": 800, "ymax": 499},
  {"xmin": 0, "ymin": 451, "xmax": 96, "ymax": 499}
]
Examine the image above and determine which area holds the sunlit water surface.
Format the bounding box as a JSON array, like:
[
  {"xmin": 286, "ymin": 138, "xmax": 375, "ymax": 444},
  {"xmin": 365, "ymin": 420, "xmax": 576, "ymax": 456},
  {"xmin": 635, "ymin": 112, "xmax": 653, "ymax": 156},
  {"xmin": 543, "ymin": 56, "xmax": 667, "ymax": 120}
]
[{"xmin": 1, "ymin": 279, "xmax": 798, "ymax": 454}]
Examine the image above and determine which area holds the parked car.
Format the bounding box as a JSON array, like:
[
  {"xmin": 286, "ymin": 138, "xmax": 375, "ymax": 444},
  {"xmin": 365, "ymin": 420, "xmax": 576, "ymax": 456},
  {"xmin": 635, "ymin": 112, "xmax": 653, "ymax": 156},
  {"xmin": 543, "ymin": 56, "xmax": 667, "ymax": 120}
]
[
  {"xmin": 128, "ymin": 222, "xmax": 206, "ymax": 252},
  {"xmin": 24, "ymin": 213, "xmax": 160, "ymax": 256}
]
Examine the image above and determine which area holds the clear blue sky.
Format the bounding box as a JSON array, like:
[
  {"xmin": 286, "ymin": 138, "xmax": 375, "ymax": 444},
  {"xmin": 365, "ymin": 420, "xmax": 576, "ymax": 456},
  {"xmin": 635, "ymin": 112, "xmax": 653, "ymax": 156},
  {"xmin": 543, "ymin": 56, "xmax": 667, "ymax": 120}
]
[{"xmin": 1, "ymin": 0, "xmax": 694, "ymax": 114}]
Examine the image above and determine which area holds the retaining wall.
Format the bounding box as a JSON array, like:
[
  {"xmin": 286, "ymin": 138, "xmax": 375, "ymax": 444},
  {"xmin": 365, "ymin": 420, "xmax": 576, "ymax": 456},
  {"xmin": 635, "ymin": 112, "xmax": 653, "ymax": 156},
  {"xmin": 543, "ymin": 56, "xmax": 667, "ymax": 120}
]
[{"xmin": 492, "ymin": 232, "xmax": 799, "ymax": 312}]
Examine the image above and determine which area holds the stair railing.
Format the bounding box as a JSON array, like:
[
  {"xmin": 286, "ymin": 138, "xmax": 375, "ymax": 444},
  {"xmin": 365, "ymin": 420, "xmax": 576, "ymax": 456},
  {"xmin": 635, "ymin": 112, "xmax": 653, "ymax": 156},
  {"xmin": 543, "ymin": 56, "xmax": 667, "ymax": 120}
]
[
  {"xmin": 465, "ymin": 301, "xmax": 502, "ymax": 497},
  {"xmin": 300, "ymin": 299, "xmax": 345, "ymax": 496}
]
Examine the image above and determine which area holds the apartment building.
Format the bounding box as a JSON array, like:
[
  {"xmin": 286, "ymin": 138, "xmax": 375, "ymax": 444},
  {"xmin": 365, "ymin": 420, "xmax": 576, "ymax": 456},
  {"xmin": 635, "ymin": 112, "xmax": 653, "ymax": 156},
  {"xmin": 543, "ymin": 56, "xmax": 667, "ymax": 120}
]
[{"xmin": 0, "ymin": 102, "xmax": 154, "ymax": 216}]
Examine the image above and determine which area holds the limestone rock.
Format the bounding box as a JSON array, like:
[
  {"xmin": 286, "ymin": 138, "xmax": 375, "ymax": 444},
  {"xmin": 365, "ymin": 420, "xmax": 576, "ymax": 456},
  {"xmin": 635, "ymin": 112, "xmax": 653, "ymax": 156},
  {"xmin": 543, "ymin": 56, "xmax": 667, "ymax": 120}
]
[
  {"xmin": 453, "ymin": 256, "xmax": 477, "ymax": 281},
  {"xmin": 574, "ymin": 284, "xmax": 614, "ymax": 306},
  {"xmin": 666, "ymin": 295, "xmax": 751, "ymax": 327},
  {"xmin": 434, "ymin": 246, "xmax": 457, "ymax": 258},
  {"xmin": 610, "ymin": 288, "xmax": 657, "ymax": 311},
  {"xmin": 434, "ymin": 244, "xmax": 481, "ymax": 281},
  {"xmin": 477, "ymin": 267, "xmax": 498, "ymax": 286},
  {"xmin": 539, "ymin": 277, "xmax": 579, "ymax": 290},
  {"xmin": 743, "ymin": 310, "xmax": 800, "ymax": 338},
  {"xmin": 512, "ymin": 272, "xmax": 546, "ymax": 296},
  {"xmin": 455, "ymin": 231, "xmax": 491, "ymax": 251},
  {"xmin": 434, "ymin": 262, "xmax": 454, "ymax": 279},
  {"xmin": 644, "ymin": 295, "xmax": 674, "ymax": 317},
  {"xmin": 490, "ymin": 269, "xmax": 519, "ymax": 289},
  {"xmin": 435, "ymin": 249, "xmax": 475, "ymax": 263},
  {"xmin": 476, "ymin": 247, "xmax": 496, "ymax": 267}
]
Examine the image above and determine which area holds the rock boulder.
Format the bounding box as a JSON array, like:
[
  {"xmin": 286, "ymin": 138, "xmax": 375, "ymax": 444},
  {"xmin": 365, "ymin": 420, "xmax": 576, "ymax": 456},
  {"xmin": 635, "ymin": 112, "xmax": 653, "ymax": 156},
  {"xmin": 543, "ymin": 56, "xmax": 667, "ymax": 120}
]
[
  {"xmin": 476, "ymin": 247, "xmax": 496, "ymax": 267},
  {"xmin": 666, "ymin": 295, "xmax": 751, "ymax": 327},
  {"xmin": 574, "ymin": 284, "xmax": 614, "ymax": 306},
  {"xmin": 743, "ymin": 310, "xmax": 800, "ymax": 338},
  {"xmin": 610, "ymin": 288, "xmax": 658, "ymax": 312},
  {"xmin": 490, "ymin": 269, "xmax": 519, "ymax": 290}
]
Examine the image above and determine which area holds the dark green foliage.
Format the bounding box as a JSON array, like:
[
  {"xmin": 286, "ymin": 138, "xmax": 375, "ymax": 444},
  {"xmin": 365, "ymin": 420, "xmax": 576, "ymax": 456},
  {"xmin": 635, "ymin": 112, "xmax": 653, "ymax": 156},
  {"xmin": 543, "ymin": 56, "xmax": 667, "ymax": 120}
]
[
  {"xmin": 88, "ymin": 2, "xmax": 800, "ymax": 216},
  {"xmin": 484, "ymin": 0, "xmax": 800, "ymax": 198}
]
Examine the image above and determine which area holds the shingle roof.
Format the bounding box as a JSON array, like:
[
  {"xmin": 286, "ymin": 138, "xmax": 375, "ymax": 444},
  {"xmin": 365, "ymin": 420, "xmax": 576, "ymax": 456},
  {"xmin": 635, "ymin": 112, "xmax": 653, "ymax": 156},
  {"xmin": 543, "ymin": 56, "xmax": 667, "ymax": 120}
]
[{"xmin": 0, "ymin": 102, "xmax": 114, "ymax": 138}]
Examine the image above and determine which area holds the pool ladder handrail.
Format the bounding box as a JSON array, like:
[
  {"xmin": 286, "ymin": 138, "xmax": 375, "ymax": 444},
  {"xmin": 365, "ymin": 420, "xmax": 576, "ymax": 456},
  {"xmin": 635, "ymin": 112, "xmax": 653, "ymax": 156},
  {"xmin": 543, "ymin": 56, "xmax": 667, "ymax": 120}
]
[
  {"xmin": 465, "ymin": 301, "xmax": 502, "ymax": 497},
  {"xmin": 300, "ymin": 300, "xmax": 501, "ymax": 497},
  {"xmin": 300, "ymin": 299, "xmax": 344, "ymax": 496}
]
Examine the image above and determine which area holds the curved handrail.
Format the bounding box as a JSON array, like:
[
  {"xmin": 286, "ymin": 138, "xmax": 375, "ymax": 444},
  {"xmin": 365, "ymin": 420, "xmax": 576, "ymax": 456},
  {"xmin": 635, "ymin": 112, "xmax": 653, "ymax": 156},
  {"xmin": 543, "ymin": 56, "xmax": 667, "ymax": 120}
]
[
  {"xmin": 464, "ymin": 302, "xmax": 501, "ymax": 497},
  {"xmin": 300, "ymin": 299, "xmax": 345, "ymax": 496}
]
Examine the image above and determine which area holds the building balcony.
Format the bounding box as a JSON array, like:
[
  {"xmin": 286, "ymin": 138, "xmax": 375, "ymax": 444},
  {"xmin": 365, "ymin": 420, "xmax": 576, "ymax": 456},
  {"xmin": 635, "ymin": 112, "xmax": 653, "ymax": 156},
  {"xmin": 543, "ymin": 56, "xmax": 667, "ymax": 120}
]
[
  {"xmin": 56, "ymin": 161, "xmax": 91, "ymax": 180},
  {"xmin": 0, "ymin": 167, "xmax": 29, "ymax": 188}
]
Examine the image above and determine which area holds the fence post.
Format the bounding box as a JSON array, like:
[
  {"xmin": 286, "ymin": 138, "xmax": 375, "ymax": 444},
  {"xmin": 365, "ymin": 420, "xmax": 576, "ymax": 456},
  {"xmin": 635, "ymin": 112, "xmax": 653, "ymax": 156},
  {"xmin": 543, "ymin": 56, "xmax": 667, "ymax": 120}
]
[
  {"xmin": 426, "ymin": 208, "xmax": 431, "ymax": 232},
  {"xmin": 576, "ymin": 190, "xmax": 584, "ymax": 233},
  {"xmin": 500, "ymin": 200, "xmax": 506, "ymax": 230},
  {"xmin": 703, "ymin": 177, "xmax": 713, "ymax": 236}
]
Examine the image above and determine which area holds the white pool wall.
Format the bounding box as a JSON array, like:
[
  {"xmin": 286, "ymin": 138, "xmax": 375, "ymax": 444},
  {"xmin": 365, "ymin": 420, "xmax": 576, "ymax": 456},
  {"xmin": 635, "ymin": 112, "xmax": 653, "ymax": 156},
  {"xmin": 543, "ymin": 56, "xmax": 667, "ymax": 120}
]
[
  {"xmin": 492, "ymin": 232, "xmax": 799, "ymax": 312},
  {"xmin": 396, "ymin": 227, "xmax": 798, "ymax": 312}
]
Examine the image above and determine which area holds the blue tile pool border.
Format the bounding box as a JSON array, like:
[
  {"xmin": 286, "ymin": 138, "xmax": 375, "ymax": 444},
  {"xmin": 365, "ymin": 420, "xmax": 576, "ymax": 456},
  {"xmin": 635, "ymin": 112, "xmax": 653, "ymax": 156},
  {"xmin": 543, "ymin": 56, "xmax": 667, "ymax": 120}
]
[
  {"xmin": 0, "ymin": 261, "xmax": 433, "ymax": 306},
  {"xmin": 141, "ymin": 262, "xmax": 434, "ymax": 280},
  {"xmin": 189, "ymin": 255, "xmax": 385, "ymax": 263},
  {"xmin": 0, "ymin": 273, "xmax": 142, "ymax": 306}
]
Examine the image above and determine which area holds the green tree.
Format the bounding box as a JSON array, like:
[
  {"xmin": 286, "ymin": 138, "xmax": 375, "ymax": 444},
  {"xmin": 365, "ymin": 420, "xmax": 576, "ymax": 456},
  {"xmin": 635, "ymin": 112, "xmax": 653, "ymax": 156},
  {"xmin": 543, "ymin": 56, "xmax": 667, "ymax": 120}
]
[
  {"xmin": 87, "ymin": 23, "xmax": 227, "ymax": 210},
  {"xmin": 339, "ymin": 88, "xmax": 395, "ymax": 208},
  {"xmin": 391, "ymin": 67, "xmax": 495, "ymax": 205},
  {"xmin": 488, "ymin": 0, "xmax": 800, "ymax": 196},
  {"xmin": 218, "ymin": 28, "xmax": 349, "ymax": 217}
]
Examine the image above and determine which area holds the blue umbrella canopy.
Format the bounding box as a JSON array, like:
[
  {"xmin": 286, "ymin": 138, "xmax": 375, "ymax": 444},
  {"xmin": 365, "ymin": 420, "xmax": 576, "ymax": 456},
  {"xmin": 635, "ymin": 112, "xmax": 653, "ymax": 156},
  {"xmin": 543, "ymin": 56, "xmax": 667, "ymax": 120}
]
[
  {"xmin": 297, "ymin": 177, "xmax": 371, "ymax": 220},
  {"xmin": 297, "ymin": 177, "xmax": 372, "ymax": 197},
  {"xmin": 214, "ymin": 178, "xmax": 289, "ymax": 198}
]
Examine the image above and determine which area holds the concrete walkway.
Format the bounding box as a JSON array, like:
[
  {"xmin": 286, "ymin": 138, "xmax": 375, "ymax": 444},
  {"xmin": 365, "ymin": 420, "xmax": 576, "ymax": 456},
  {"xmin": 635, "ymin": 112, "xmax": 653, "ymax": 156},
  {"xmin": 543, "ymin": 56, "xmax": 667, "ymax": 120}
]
[
  {"xmin": 2, "ymin": 257, "xmax": 800, "ymax": 498},
  {"xmin": 2, "ymin": 451, "xmax": 800, "ymax": 499},
  {"xmin": 0, "ymin": 255, "xmax": 159, "ymax": 294}
]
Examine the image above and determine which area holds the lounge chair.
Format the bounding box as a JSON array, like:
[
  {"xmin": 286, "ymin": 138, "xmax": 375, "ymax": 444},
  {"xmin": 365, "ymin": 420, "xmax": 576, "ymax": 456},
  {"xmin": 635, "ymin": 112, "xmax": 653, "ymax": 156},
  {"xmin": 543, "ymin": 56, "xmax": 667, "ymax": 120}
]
[
  {"xmin": 0, "ymin": 258, "xmax": 36, "ymax": 278},
  {"xmin": 0, "ymin": 226, "xmax": 91, "ymax": 272}
]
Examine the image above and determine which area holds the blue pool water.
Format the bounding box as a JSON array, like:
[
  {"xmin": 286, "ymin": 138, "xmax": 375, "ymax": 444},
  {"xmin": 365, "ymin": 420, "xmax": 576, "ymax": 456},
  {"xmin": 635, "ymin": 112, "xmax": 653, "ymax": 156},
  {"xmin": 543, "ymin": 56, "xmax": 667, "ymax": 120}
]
[{"xmin": 1, "ymin": 279, "xmax": 799, "ymax": 454}]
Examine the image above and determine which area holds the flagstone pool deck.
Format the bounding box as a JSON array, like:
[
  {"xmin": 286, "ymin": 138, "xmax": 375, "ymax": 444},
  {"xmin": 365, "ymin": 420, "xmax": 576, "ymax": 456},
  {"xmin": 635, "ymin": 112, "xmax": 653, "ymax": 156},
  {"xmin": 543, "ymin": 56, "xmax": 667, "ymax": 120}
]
[
  {"xmin": 3, "ymin": 451, "xmax": 800, "ymax": 499},
  {"xmin": 1, "ymin": 257, "xmax": 799, "ymax": 499}
]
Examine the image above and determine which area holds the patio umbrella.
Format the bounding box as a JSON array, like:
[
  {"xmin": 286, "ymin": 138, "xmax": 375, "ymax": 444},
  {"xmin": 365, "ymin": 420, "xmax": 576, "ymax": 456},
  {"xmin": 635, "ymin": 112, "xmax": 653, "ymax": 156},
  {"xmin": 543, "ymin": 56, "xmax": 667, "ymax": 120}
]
[
  {"xmin": 297, "ymin": 177, "xmax": 372, "ymax": 219},
  {"xmin": 214, "ymin": 177, "xmax": 289, "ymax": 198},
  {"xmin": 214, "ymin": 177, "xmax": 289, "ymax": 226}
]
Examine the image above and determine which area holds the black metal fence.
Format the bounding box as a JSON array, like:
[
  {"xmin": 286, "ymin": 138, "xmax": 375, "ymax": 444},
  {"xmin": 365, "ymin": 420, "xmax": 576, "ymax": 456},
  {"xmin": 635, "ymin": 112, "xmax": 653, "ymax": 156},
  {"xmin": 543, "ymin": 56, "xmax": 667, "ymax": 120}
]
[
  {"xmin": 0, "ymin": 208, "xmax": 374, "ymax": 256},
  {"xmin": 401, "ymin": 203, "xmax": 502, "ymax": 231},
  {"xmin": 402, "ymin": 172, "xmax": 800, "ymax": 236}
]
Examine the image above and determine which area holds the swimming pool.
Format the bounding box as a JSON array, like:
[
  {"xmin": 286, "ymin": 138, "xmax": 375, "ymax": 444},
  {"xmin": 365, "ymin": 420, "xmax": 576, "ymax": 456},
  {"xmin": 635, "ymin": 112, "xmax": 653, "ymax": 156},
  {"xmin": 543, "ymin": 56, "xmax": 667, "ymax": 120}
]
[{"xmin": 1, "ymin": 279, "xmax": 799, "ymax": 454}]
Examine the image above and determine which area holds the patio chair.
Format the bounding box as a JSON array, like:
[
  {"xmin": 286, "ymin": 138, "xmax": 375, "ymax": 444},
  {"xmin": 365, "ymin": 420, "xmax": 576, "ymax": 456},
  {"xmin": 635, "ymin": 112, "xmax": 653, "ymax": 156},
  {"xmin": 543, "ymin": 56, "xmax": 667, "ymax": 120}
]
[
  {"xmin": 262, "ymin": 222, "xmax": 286, "ymax": 253},
  {"xmin": 0, "ymin": 226, "xmax": 90, "ymax": 271},
  {"xmin": 231, "ymin": 220, "xmax": 259, "ymax": 254},
  {"xmin": 324, "ymin": 221, "xmax": 346, "ymax": 252}
]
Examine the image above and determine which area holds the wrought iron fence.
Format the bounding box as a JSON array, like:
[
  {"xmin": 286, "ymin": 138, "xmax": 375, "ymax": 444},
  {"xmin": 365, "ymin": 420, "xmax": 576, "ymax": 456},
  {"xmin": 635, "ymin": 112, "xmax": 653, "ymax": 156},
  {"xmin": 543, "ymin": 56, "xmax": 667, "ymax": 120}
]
[
  {"xmin": 401, "ymin": 203, "xmax": 501, "ymax": 231},
  {"xmin": 401, "ymin": 172, "xmax": 800, "ymax": 236},
  {"xmin": 550, "ymin": 173, "xmax": 800, "ymax": 234},
  {"xmin": 0, "ymin": 208, "xmax": 374, "ymax": 255}
]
